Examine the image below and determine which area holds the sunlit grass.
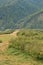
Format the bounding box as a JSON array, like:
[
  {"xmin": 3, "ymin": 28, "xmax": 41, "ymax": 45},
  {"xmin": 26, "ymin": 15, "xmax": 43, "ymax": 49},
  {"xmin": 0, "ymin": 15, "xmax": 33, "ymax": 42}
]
[
  {"xmin": 0, "ymin": 29, "xmax": 43, "ymax": 65},
  {"xmin": 0, "ymin": 34, "xmax": 15, "ymax": 42}
]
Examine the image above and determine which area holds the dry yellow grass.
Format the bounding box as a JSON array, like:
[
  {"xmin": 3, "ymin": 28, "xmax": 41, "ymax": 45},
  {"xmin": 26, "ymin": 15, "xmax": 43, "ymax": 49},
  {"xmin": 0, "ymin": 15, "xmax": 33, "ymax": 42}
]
[
  {"xmin": 0, "ymin": 30, "xmax": 43, "ymax": 65},
  {"xmin": 0, "ymin": 30, "xmax": 19, "ymax": 51}
]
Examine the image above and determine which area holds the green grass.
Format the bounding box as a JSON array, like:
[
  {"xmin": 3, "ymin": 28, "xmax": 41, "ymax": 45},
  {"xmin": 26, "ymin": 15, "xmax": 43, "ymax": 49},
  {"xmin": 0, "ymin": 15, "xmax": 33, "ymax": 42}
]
[
  {"xmin": 0, "ymin": 29, "xmax": 43, "ymax": 65},
  {"xmin": 0, "ymin": 34, "xmax": 11, "ymax": 42}
]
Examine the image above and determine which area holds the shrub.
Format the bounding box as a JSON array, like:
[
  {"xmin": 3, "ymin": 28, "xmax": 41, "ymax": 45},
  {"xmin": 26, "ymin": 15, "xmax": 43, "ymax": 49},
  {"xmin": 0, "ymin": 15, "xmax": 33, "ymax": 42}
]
[
  {"xmin": 0, "ymin": 40, "xmax": 2, "ymax": 43},
  {"xmin": 37, "ymin": 52, "xmax": 43, "ymax": 60},
  {"xmin": 8, "ymin": 30, "xmax": 43, "ymax": 61},
  {"xmin": 0, "ymin": 29, "xmax": 14, "ymax": 34}
]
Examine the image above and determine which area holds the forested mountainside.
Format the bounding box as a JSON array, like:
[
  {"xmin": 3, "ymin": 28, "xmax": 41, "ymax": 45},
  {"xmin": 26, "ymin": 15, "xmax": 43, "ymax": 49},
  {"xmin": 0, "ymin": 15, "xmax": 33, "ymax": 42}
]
[
  {"xmin": 18, "ymin": 11, "xmax": 43, "ymax": 29},
  {"xmin": 0, "ymin": 0, "xmax": 43, "ymax": 30}
]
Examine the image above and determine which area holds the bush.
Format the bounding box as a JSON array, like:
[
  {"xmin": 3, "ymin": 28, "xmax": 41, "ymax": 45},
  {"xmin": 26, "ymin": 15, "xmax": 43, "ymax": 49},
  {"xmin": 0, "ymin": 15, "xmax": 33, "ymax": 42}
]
[
  {"xmin": 9, "ymin": 38, "xmax": 43, "ymax": 58},
  {"xmin": 8, "ymin": 30, "xmax": 43, "ymax": 61},
  {"xmin": 0, "ymin": 40, "xmax": 2, "ymax": 43},
  {"xmin": 0, "ymin": 29, "xmax": 14, "ymax": 34},
  {"xmin": 37, "ymin": 52, "xmax": 43, "ymax": 60},
  {"xmin": 9, "ymin": 38, "xmax": 25, "ymax": 52}
]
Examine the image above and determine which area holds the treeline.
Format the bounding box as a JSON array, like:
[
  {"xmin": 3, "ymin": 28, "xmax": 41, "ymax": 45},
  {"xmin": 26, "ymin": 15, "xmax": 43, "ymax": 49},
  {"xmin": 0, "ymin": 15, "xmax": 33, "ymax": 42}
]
[{"xmin": 0, "ymin": 29, "xmax": 14, "ymax": 34}]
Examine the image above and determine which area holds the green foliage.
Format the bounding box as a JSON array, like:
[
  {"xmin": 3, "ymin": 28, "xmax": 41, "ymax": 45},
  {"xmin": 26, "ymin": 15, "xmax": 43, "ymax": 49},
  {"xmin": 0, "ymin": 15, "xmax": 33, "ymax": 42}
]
[
  {"xmin": 0, "ymin": 40, "xmax": 2, "ymax": 43},
  {"xmin": 37, "ymin": 52, "xmax": 43, "ymax": 60},
  {"xmin": 0, "ymin": 29, "xmax": 43, "ymax": 65},
  {"xmin": 8, "ymin": 30, "xmax": 43, "ymax": 61},
  {"xmin": 0, "ymin": 0, "xmax": 43, "ymax": 30},
  {"xmin": 0, "ymin": 29, "xmax": 14, "ymax": 34}
]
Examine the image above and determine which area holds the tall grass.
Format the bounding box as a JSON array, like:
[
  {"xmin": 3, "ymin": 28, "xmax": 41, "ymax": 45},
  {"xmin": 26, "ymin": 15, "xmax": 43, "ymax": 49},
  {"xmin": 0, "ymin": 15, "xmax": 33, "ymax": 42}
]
[{"xmin": 8, "ymin": 30, "xmax": 43, "ymax": 60}]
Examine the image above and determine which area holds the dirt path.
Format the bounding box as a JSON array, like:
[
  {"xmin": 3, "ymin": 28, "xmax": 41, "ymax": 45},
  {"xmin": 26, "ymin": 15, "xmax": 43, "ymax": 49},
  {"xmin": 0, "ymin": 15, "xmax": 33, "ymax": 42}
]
[
  {"xmin": 10, "ymin": 29, "xmax": 19, "ymax": 37},
  {"xmin": 0, "ymin": 42, "xmax": 9, "ymax": 51},
  {"xmin": 0, "ymin": 30, "xmax": 19, "ymax": 51}
]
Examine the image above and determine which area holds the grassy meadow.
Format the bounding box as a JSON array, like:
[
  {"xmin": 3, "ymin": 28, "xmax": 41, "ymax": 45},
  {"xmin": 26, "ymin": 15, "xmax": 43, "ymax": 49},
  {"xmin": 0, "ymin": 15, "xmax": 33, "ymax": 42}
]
[{"xmin": 0, "ymin": 29, "xmax": 43, "ymax": 65}]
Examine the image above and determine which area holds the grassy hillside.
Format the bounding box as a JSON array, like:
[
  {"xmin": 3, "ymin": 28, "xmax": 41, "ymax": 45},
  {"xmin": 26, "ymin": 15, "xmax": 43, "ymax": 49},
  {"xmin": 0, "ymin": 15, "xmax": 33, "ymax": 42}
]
[
  {"xmin": 0, "ymin": 0, "xmax": 43, "ymax": 30},
  {"xmin": 0, "ymin": 29, "xmax": 43, "ymax": 65}
]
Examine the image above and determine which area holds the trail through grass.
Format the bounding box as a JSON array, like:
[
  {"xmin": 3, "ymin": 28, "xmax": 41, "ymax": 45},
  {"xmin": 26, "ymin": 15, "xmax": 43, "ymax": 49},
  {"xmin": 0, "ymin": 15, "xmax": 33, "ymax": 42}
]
[{"xmin": 0, "ymin": 29, "xmax": 43, "ymax": 65}]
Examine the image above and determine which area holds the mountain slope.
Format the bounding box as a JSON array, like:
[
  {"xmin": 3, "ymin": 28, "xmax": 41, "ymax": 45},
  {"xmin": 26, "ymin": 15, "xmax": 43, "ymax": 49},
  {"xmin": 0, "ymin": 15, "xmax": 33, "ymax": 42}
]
[
  {"xmin": 0, "ymin": 0, "xmax": 43, "ymax": 30},
  {"xmin": 24, "ymin": 11, "xmax": 43, "ymax": 29}
]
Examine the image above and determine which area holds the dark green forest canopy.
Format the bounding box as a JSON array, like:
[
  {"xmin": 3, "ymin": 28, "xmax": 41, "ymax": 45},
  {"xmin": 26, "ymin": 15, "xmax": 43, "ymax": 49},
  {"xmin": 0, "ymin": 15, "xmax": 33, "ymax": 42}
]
[{"xmin": 0, "ymin": 0, "xmax": 43, "ymax": 30}]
